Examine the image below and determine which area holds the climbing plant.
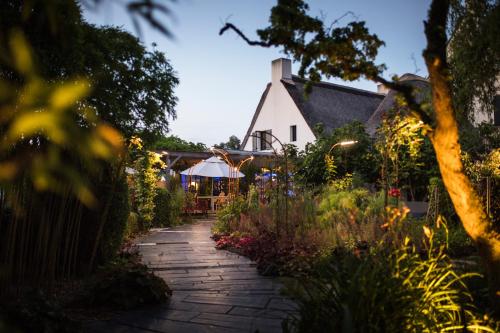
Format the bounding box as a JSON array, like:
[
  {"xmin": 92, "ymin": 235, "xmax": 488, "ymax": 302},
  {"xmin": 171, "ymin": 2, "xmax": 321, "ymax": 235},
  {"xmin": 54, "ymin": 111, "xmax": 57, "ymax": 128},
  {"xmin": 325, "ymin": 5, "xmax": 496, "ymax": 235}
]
[{"xmin": 129, "ymin": 137, "xmax": 165, "ymax": 229}]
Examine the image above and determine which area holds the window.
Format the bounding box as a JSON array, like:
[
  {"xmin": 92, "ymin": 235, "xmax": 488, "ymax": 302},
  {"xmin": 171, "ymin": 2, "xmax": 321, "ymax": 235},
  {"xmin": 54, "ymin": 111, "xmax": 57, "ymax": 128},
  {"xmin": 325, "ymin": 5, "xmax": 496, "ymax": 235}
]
[
  {"xmin": 290, "ymin": 125, "xmax": 297, "ymax": 142},
  {"xmin": 494, "ymin": 95, "xmax": 500, "ymax": 126},
  {"xmin": 252, "ymin": 130, "xmax": 272, "ymax": 151}
]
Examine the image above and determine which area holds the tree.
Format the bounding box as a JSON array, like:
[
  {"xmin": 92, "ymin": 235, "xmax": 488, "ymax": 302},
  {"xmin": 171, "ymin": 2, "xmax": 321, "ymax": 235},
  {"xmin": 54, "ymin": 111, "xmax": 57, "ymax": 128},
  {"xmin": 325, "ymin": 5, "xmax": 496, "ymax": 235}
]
[
  {"xmin": 295, "ymin": 122, "xmax": 377, "ymax": 187},
  {"xmin": 215, "ymin": 135, "xmax": 241, "ymax": 150},
  {"xmin": 220, "ymin": 0, "xmax": 500, "ymax": 308},
  {"xmin": 448, "ymin": 0, "xmax": 499, "ymax": 122},
  {"xmin": 83, "ymin": 25, "xmax": 179, "ymax": 143},
  {"xmin": 152, "ymin": 135, "xmax": 207, "ymax": 152},
  {"xmin": 1, "ymin": 1, "xmax": 179, "ymax": 144}
]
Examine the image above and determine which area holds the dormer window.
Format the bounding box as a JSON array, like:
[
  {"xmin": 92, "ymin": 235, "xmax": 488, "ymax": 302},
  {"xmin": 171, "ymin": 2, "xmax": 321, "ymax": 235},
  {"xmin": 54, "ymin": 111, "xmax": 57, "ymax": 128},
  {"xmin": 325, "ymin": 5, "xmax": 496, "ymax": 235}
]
[{"xmin": 252, "ymin": 130, "xmax": 272, "ymax": 151}]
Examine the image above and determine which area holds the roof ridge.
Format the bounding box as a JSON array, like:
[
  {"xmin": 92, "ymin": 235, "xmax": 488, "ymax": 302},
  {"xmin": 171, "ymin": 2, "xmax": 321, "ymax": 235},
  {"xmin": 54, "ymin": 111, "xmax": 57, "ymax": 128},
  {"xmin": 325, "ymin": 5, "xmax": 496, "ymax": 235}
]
[
  {"xmin": 291, "ymin": 75, "xmax": 385, "ymax": 98},
  {"xmin": 399, "ymin": 73, "xmax": 428, "ymax": 82}
]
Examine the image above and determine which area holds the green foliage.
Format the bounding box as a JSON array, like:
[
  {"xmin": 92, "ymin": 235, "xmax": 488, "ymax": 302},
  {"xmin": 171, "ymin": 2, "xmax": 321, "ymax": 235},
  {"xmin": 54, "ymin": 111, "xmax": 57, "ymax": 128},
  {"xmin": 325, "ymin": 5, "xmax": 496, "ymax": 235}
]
[
  {"xmin": 1, "ymin": 1, "xmax": 179, "ymax": 146},
  {"xmin": 284, "ymin": 236, "xmax": 497, "ymax": 333},
  {"xmin": 0, "ymin": 290, "xmax": 78, "ymax": 333},
  {"xmin": 460, "ymin": 123, "xmax": 500, "ymax": 160},
  {"xmin": 134, "ymin": 152, "xmax": 160, "ymax": 228},
  {"xmin": 214, "ymin": 135, "xmax": 241, "ymax": 150},
  {"xmin": 152, "ymin": 187, "xmax": 185, "ymax": 227},
  {"xmin": 376, "ymin": 109, "xmax": 440, "ymax": 200},
  {"xmin": 251, "ymin": 0, "xmax": 386, "ymax": 86},
  {"xmin": 318, "ymin": 188, "xmax": 385, "ymax": 225},
  {"xmin": 0, "ymin": 31, "xmax": 124, "ymax": 206},
  {"xmin": 213, "ymin": 196, "xmax": 248, "ymax": 234},
  {"xmin": 318, "ymin": 188, "xmax": 386, "ymax": 249},
  {"xmin": 82, "ymin": 25, "xmax": 179, "ymax": 144},
  {"xmin": 449, "ymin": 0, "xmax": 499, "ymax": 121},
  {"xmin": 295, "ymin": 121, "xmax": 377, "ymax": 187},
  {"xmin": 151, "ymin": 135, "xmax": 207, "ymax": 152},
  {"xmin": 247, "ymin": 185, "xmax": 260, "ymax": 212},
  {"xmin": 96, "ymin": 171, "xmax": 131, "ymax": 263},
  {"xmin": 85, "ymin": 253, "xmax": 171, "ymax": 310},
  {"xmin": 124, "ymin": 212, "xmax": 140, "ymax": 239},
  {"xmin": 130, "ymin": 138, "xmax": 165, "ymax": 229}
]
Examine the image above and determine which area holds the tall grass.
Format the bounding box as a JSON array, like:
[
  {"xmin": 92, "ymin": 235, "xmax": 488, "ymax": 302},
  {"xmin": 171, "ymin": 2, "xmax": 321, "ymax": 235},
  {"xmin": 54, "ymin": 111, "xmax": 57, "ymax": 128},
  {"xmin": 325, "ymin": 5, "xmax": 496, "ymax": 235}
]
[
  {"xmin": 284, "ymin": 233, "xmax": 497, "ymax": 333},
  {"xmin": 0, "ymin": 181, "xmax": 84, "ymax": 293},
  {"xmin": 0, "ymin": 163, "xmax": 129, "ymax": 294}
]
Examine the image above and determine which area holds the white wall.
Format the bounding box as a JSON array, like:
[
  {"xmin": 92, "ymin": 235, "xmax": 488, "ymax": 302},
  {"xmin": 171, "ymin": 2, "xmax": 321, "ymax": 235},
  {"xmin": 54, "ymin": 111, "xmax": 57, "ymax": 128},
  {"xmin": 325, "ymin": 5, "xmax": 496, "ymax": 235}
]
[{"xmin": 242, "ymin": 59, "xmax": 317, "ymax": 152}]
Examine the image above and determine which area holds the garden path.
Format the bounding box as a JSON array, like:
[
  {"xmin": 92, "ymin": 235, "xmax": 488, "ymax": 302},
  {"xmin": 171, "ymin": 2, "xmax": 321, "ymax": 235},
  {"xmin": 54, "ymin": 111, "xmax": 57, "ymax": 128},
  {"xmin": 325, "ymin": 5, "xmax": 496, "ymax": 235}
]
[{"xmin": 86, "ymin": 218, "xmax": 297, "ymax": 333}]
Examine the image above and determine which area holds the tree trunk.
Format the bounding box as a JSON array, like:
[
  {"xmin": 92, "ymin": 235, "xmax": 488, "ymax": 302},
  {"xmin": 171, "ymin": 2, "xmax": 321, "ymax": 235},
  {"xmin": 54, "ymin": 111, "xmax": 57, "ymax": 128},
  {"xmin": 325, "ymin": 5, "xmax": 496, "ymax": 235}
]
[{"xmin": 424, "ymin": 0, "xmax": 500, "ymax": 311}]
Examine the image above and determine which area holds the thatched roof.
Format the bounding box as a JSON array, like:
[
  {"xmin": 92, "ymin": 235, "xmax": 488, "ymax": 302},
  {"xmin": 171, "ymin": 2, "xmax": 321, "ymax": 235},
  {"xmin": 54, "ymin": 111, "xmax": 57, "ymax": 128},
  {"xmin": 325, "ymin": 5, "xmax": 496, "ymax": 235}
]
[
  {"xmin": 365, "ymin": 74, "xmax": 430, "ymax": 136},
  {"xmin": 241, "ymin": 73, "xmax": 429, "ymax": 149},
  {"xmin": 283, "ymin": 76, "xmax": 384, "ymax": 135}
]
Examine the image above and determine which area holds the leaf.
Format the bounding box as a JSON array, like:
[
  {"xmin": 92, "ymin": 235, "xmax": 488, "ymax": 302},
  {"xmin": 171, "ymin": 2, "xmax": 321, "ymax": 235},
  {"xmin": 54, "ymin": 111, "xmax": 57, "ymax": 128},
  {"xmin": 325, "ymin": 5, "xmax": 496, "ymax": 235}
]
[
  {"xmin": 50, "ymin": 80, "xmax": 90, "ymax": 111},
  {"xmin": 423, "ymin": 225, "xmax": 432, "ymax": 239},
  {"xmin": 8, "ymin": 111, "xmax": 66, "ymax": 143},
  {"xmin": 96, "ymin": 123, "xmax": 124, "ymax": 150},
  {"xmin": 10, "ymin": 31, "xmax": 33, "ymax": 75}
]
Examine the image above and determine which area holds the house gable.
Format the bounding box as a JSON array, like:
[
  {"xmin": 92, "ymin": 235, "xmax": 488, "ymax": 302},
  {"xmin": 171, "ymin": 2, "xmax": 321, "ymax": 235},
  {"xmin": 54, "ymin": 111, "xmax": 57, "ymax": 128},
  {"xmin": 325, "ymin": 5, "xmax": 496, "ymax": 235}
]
[
  {"xmin": 241, "ymin": 79, "xmax": 317, "ymax": 151},
  {"xmin": 242, "ymin": 58, "xmax": 386, "ymax": 151}
]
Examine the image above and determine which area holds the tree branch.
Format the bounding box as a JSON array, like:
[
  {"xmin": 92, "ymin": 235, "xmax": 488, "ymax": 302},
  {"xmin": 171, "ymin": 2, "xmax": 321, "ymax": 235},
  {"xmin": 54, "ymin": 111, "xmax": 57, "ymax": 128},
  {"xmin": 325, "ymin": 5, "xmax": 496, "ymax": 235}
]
[
  {"xmin": 219, "ymin": 23, "xmax": 271, "ymax": 47},
  {"xmin": 374, "ymin": 75, "xmax": 433, "ymax": 125}
]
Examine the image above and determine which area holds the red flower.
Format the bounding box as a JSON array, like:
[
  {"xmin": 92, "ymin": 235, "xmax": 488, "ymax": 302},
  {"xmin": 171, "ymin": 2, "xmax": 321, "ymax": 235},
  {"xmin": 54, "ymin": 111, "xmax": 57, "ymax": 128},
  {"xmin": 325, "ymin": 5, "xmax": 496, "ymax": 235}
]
[{"xmin": 388, "ymin": 187, "xmax": 401, "ymax": 198}]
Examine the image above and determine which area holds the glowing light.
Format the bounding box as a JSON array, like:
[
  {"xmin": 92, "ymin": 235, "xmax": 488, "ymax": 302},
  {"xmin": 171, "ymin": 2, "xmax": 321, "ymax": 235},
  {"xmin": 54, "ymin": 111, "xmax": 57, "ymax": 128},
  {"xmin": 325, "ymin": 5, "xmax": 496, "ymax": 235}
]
[{"xmin": 339, "ymin": 140, "xmax": 358, "ymax": 146}]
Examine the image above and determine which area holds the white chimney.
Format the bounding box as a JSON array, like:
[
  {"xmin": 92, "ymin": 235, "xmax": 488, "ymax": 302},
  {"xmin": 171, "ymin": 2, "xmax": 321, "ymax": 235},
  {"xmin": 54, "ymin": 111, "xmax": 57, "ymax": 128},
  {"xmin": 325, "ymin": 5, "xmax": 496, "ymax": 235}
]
[
  {"xmin": 377, "ymin": 83, "xmax": 389, "ymax": 94},
  {"xmin": 272, "ymin": 58, "xmax": 292, "ymax": 84}
]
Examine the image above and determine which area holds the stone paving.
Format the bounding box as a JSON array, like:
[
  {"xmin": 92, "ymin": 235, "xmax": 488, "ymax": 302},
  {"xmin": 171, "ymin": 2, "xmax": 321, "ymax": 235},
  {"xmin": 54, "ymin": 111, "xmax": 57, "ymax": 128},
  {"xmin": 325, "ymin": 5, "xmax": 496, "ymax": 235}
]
[{"xmin": 85, "ymin": 218, "xmax": 297, "ymax": 333}]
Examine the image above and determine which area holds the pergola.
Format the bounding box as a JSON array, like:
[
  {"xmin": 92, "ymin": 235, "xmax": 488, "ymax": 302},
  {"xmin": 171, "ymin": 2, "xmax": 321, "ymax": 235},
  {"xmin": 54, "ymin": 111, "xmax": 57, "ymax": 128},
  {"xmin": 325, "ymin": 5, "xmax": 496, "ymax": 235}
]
[
  {"xmin": 156, "ymin": 149, "xmax": 275, "ymax": 212},
  {"xmin": 156, "ymin": 149, "xmax": 275, "ymax": 175}
]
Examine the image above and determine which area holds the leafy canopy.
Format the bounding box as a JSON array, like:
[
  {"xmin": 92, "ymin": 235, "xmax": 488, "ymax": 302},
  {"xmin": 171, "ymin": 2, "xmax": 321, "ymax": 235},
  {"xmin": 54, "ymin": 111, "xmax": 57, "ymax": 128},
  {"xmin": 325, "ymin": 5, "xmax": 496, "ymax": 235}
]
[{"xmin": 152, "ymin": 135, "xmax": 207, "ymax": 152}]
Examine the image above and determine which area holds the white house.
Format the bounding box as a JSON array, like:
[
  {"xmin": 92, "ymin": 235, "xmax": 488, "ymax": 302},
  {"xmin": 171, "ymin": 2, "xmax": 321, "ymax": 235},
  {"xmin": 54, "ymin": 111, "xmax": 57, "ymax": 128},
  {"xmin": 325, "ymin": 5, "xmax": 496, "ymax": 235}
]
[
  {"xmin": 241, "ymin": 58, "xmax": 498, "ymax": 153},
  {"xmin": 241, "ymin": 58, "xmax": 385, "ymax": 152}
]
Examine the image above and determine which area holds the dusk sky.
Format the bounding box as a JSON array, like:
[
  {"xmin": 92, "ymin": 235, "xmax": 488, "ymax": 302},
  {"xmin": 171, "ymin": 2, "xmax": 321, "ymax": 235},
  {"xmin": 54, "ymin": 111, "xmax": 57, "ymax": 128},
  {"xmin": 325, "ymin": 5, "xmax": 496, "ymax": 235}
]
[{"xmin": 84, "ymin": 0, "xmax": 431, "ymax": 146}]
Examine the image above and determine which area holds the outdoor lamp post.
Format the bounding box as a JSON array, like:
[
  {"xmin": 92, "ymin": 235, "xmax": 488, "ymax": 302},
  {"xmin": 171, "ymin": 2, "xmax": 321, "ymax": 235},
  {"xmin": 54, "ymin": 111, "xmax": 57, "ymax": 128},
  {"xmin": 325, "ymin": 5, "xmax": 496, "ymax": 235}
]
[
  {"xmin": 327, "ymin": 140, "xmax": 358, "ymax": 155},
  {"xmin": 325, "ymin": 140, "xmax": 358, "ymax": 182}
]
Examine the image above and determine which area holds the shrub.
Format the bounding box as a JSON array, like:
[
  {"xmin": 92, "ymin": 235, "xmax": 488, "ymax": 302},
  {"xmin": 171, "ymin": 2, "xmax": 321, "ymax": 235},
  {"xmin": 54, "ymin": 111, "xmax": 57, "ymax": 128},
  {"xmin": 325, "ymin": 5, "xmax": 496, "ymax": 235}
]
[
  {"xmin": 213, "ymin": 196, "xmax": 248, "ymax": 234},
  {"xmin": 84, "ymin": 252, "xmax": 171, "ymax": 310},
  {"xmin": 152, "ymin": 187, "xmax": 170, "ymax": 227},
  {"xmin": 124, "ymin": 212, "xmax": 140, "ymax": 239},
  {"xmin": 0, "ymin": 290, "xmax": 78, "ymax": 333},
  {"xmin": 317, "ymin": 188, "xmax": 386, "ymax": 248},
  {"xmin": 283, "ymin": 234, "xmax": 497, "ymax": 333},
  {"xmin": 152, "ymin": 187, "xmax": 185, "ymax": 227},
  {"xmin": 97, "ymin": 172, "xmax": 131, "ymax": 263},
  {"xmin": 78, "ymin": 166, "xmax": 131, "ymax": 269}
]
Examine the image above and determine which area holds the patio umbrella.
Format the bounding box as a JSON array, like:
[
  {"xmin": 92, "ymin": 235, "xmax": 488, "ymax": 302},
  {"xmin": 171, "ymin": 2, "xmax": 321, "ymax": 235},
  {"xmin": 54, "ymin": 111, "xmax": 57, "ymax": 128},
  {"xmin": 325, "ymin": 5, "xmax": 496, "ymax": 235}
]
[
  {"xmin": 181, "ymin": 157, "xmax": 244, "ymax": 207},
  {"xmin": 180, "ymin": 156, "xmax": 244, "ymax": 178}
]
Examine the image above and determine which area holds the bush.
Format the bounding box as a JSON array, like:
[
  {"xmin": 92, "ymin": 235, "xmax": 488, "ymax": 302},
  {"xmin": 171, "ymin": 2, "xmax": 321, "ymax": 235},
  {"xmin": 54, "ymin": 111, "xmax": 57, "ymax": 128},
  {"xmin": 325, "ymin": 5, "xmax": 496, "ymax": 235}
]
[
  {"xmin": 78, "ymin": 166, "xmax": 131, "ymax": 269},
  {"xmin": 213, "ymin": 196, "xmax": 248, "ymax": 234},
  {"xmin": 0, "ymin": 291, "xmax": 78, "ymax": 333},
  {"xmin": 152, "ymin": 187, "xmax": 185, "ymax": 227},
  {"xmin": 97, "ymin": 172, "xmax": 131, "ymax": 263},
  {"xmin": 124, "ymin": 212, "xmax": 140, "ymax": 239},
  {"xmin": 84, "ymin": 252, "xmax": 171, "ymax": 310},
  {"xmin": 152, "ymin": 188, "xmax": 170, "ymax": 227},
  {"xmin": 317, "ymin": 188, "xmax": 386, "ymax": 248},
  {"xmin": 283, "ymin": 234, "xmax": 497, "ymax": 333}
]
